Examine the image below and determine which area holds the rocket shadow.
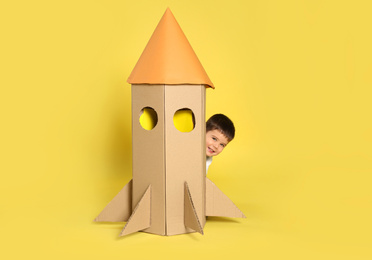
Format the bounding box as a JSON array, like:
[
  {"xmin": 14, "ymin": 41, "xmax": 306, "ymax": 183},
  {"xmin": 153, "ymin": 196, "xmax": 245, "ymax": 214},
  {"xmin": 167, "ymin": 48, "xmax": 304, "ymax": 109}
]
[{"xmin": 206, "ymin": 216, "xmax": 242, "ymax": 224}]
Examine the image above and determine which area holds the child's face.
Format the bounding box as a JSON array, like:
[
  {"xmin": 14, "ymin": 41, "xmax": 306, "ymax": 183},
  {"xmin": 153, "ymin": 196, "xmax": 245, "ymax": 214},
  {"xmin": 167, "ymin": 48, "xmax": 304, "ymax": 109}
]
[{"xmin": 206, "ymin": 129, "xmax": 229, "ymax": 157}]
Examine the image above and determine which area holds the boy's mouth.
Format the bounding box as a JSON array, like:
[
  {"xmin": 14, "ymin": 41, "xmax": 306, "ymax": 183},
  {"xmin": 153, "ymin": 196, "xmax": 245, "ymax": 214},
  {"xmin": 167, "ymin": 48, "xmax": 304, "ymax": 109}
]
[{"xmin": 208, "ymin": 147, "xmax": 214, "ymax": 154}]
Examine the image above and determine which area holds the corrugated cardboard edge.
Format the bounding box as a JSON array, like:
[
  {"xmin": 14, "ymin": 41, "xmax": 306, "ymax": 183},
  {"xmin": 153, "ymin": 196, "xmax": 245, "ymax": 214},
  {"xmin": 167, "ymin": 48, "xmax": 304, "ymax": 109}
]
[
  {"xmin": 94, "ymin": 180, "xmax": 133, "ymax": 222},
  {"xmin": 206, "ymin": 178, "xmax": 246, "ymax": 218},
  {"xmin": 184, "ymin": 182, "xmax": 204, "ymax": 235},
  {"xmin": 120, "ymin": 185, "xmax": 152, "ymax": 237}
]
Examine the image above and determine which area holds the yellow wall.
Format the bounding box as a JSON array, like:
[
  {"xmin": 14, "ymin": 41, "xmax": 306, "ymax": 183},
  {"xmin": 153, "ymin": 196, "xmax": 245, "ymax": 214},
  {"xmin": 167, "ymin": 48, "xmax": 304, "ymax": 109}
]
[{"xmin": 1, "ymin": 0, "xmax": 371, "ymax": 259}]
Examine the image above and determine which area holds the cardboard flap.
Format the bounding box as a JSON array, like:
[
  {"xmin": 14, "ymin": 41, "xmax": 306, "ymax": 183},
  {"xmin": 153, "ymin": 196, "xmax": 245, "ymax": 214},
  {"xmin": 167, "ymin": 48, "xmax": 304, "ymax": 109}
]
[
  {"xmin": 206, "ymin": 178, "xmax": 246, "ymax": 218},
  {"xmin": 184, "ymin": 182, "xmax": 204, "ymax": 235},
  {"xmin": 94, "ymin": 180, "xmax": 133, "ymax": 222},
  {"xmin": 120, "ymin": 185, "xmax": 152, "ymax": 237}
]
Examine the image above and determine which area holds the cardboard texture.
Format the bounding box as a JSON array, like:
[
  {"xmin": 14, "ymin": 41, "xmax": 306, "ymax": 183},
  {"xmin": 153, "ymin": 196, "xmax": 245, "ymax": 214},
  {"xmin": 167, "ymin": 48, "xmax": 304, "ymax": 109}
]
[
  {"xmin": 184, "ymin": 182, "xmax": 204, "ymax": 234},
  {"xmin": 132, "ymin": 84, "xmax": 166, "ymax": 235},
  {"xmin": 120, "ymin": 185, "xmax": 151, "ymax": 236},
  {"xmin": 95, "ymin": 8, "xmax": 245, "ymax": 237},
  {"xmin": 164, "ymin": 84, "xmax": 206, "ymax": 235},
  {"xmin": 206, "ymin": 178, "xmax": 246, "ymax": 218},
  {"xmin": 94, "ymin": 180, "xmax": 132, "ymax": 222},
  {"xmin": 128, "ymin": 83, "xmax": 206, "ymax": 236}
]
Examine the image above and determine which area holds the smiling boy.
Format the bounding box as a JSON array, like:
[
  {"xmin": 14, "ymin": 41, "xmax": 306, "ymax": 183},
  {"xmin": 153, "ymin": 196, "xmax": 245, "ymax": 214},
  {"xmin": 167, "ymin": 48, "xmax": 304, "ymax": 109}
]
[{"xmin": 205, "ymin": 114, "xmax": 235, "ymax": 173}]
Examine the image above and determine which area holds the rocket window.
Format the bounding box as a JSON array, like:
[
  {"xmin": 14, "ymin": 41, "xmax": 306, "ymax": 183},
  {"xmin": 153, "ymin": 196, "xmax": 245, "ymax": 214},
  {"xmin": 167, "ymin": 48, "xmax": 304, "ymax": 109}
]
[
  {"xmin": 139, "ymin": 107, "xmax": 158, "ymax": 130},
  {"xmin": 173, "ymin": 108, "xmax": 195, "ymax": 132}
]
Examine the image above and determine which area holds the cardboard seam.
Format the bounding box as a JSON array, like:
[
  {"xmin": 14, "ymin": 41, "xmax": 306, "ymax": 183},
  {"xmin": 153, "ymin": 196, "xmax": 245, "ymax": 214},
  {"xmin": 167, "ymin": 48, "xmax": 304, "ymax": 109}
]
[
  {"xmin": 164, "ymin": 84, "xmax": 167, "ymax": 235},
  {"xmin": 150, "ymin": 183, "xmax": 152, "ymax": 227},
  {"xmin": 131, "ymin": 85, "xmax": 135, "ymax": 211},
  {"xmin": 202, "ymin": 85, "xmax": 206, "ymax": 226}
]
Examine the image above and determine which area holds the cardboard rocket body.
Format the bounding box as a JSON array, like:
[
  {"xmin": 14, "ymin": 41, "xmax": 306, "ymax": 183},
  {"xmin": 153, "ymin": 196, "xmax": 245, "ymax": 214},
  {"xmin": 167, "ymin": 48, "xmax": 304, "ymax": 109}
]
[
  {"xmin": 131, "ymin": 84, "xmax": 206, "ymax": 236},
  {"xmin": 95, "ymin": 8, "xmax": 245, "ymax": 237}
]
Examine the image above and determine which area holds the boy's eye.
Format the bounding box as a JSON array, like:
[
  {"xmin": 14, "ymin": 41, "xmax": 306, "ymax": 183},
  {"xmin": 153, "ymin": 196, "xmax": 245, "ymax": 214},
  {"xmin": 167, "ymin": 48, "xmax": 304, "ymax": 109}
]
[
  {"xmin": 212, "ymin": 137, "xmax": 217, "ymax": 141},
  {"xmin": 220, "ymin": 144, "xmax": 225, "ymax": 148}
]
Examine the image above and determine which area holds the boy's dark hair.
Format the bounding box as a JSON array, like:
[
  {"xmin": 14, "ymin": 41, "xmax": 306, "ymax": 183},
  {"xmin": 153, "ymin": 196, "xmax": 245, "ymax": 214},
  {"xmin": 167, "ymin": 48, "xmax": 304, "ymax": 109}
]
[{"xmin": 206, "ymin": 114, "xmax": 235, "ymax": 142}]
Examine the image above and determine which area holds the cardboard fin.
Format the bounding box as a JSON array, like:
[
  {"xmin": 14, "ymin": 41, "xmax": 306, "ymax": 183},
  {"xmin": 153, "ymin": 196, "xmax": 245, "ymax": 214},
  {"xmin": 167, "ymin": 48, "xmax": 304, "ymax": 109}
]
[
  {"xmin": 206, "ymin": 178, "xmax": 246, "ymax": 218},
  {"xmin": 184, "ymin": 182, "xmax": 204, "ymax": 235},
  {"xmin": 120, "ymin": 185, "xmax": 151, "ymax": 237},
  {"xmin": 94, "ymin": 180, "xmax": 133, "ymax": 222}
]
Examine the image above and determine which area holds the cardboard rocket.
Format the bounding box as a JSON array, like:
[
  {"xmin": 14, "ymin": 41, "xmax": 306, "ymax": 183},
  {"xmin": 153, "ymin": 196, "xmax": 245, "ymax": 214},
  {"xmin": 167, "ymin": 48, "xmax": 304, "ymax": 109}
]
[{"xmin": 95, "ymin": 8, "xmax": 245, "ymax": 237}]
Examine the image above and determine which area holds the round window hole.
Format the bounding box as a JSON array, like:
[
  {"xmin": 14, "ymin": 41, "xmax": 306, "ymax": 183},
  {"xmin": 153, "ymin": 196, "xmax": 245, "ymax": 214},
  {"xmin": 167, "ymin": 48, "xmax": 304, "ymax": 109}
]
[
  {"xmin": 173, "ymin": 108, "xmax": 195, "ymax": 132},
  {"xmin": 139, "ymin": 107, "xmax": 158, "ymax": 130}
]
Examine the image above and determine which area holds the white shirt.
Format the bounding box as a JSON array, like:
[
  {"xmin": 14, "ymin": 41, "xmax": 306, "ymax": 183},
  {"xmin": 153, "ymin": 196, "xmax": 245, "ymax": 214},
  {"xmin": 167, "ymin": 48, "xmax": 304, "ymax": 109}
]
[{"xmin": 206, "ymin": 156, "xmax": 213, "ymax": 174}]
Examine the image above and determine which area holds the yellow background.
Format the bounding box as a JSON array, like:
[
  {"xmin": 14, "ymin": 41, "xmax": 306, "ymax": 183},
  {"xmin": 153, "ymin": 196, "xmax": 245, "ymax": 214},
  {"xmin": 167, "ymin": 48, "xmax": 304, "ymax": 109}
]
[{"xmin": 1, "ymin": 0, "xmax": 371, "ymax": 259}]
